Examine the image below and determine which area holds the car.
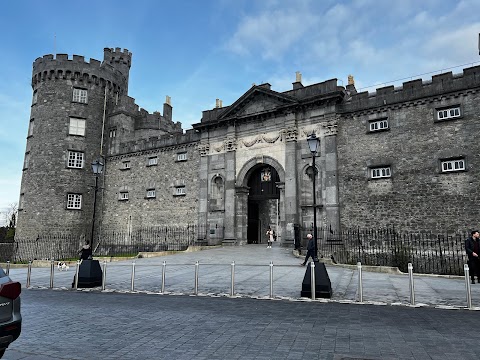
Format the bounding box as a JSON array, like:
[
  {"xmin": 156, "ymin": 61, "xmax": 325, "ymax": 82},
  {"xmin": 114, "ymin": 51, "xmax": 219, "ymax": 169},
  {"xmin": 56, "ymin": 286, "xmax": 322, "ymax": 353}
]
[{"xmin": 0, "ymin": 268, "xmax": 21, "ymax": 359}]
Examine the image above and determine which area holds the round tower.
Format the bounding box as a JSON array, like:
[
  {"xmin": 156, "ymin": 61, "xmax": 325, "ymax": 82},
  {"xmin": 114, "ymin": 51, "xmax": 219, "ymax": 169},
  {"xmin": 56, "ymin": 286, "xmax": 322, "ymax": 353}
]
[{"xmin": 16, "ymin": 49, "xmax": 131, "ymax": 250}]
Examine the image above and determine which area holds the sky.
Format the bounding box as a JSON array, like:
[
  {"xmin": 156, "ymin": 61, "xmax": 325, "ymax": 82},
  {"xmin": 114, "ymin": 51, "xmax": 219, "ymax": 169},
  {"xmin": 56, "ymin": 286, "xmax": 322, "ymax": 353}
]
[{"xmin": 0, "ymin": 0, "xmax": 479, "ymax": 225}]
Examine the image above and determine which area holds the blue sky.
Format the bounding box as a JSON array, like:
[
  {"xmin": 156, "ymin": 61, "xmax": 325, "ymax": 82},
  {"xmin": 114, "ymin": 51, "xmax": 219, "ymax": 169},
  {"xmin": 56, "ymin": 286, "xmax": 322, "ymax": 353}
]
[{"xmin": 1, "ymin": 0, "xmax": 479, "ymax": 224}]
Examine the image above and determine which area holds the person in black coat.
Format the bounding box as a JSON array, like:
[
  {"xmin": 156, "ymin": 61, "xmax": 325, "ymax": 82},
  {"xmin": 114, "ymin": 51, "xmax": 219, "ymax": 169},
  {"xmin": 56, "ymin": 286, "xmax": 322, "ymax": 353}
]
[
  {"xmin": 301, "ymin": 234, "xmax": 315, "ymax": 266},
  {"xmin": 465, "ymin": 230, "xmax": 480, "ymax": 284}
]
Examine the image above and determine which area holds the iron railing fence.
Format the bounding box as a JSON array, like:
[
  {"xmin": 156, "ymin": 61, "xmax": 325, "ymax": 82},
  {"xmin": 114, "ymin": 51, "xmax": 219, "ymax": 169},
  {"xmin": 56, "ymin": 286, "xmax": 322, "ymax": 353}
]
[
  {"xmin": 300, "ymin": 227, "xmax": 467, "ymax": 275},
  {"xmin": 11, "ymin": 224, "xmax": 211, "ymax": 262}
]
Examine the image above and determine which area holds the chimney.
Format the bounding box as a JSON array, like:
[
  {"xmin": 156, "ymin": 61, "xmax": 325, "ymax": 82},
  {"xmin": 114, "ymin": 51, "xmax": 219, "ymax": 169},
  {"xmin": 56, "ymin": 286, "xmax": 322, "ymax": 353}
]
[
  {"xmin": 163, "ymin": 95, "xmax": 172, "ymax": 122},
  {"xmin": 348, "ymin": 75, "xmax": 355, "ymax": 85},
  {"xmin": 215, "ymin": 99, "xmax": 220, "ymax": 108},
  {"xmin": 346, "ymin": 75, "xmax": 357, "ymax": 95},
  {"xmin": 293, "ymin": 71, "xmax": 304, "ymax": 90}
]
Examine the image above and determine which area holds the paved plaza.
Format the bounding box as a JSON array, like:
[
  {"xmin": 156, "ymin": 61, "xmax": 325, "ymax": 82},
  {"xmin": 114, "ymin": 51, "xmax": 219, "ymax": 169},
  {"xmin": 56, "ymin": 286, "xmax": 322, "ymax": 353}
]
[{"xmin": 3, "ymin": 244, "xmax": 480, "ymax": 359}]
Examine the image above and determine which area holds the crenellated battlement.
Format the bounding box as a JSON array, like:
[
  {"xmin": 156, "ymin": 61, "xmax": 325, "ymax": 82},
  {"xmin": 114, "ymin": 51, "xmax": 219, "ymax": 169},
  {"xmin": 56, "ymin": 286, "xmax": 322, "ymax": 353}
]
[
  {"xmin": 114, "ymin": 129, "xmax": 200, "ymax": 158},
  {"xmin": 103, "ymin": 47, "xmax": 132, "ymax": 68},
  {"xmin": 32, "ymin": 51, "xmax": 131, "ymax": 94},
  {"xmin": 344, "ymin": 65, "xmax": 480, "ymax": 112}
]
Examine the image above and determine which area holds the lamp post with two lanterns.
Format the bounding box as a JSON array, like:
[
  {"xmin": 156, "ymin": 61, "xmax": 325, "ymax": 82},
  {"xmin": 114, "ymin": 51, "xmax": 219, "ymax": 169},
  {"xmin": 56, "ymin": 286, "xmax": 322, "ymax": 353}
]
[{"xmin": 306, "ymin": 133, "xmax": 320, "ymax": 261}]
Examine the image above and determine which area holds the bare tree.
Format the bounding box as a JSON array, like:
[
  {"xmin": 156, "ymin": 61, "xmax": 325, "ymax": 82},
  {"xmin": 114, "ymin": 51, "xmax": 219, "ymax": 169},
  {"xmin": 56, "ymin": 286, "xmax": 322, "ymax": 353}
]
[{"xmin": 5, "ymin": 202, "xmax": 18, "ymax": 228}]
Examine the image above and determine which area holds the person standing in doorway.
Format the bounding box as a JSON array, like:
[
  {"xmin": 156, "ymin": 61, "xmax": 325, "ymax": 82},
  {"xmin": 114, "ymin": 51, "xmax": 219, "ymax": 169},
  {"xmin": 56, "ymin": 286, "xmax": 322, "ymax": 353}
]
[
  {"xmin": 266, "ymin": 227, "xmax": 274, "ymax": 248},
  {"xmin": 465, "ymin": 230, "xmax": 480, "ymax": 284},
  {"xmin": 301, "ymin": 233, "xmax": 315, "ymax": 266}
]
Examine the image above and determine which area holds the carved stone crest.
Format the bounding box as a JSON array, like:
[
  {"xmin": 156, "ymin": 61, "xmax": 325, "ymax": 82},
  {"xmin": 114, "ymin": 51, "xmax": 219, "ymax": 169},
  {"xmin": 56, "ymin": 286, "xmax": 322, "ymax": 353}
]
[
  {"xmin": 284, "ymin": 127, "xmax": 298, "ymax": 142},
  {"xmin": 198, "ymin": 143, "xmax": 210, "ymax": 156},
  {"xmin": 224, "ymin": 137, "xmax": 237, "ymax": 152}
]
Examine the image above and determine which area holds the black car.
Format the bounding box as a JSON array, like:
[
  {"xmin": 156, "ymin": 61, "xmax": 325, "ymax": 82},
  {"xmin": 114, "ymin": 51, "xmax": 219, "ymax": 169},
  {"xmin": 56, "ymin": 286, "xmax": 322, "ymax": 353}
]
[{"xmin": 0, "ymin": 268, "xmax": 21, "ymax": 358}]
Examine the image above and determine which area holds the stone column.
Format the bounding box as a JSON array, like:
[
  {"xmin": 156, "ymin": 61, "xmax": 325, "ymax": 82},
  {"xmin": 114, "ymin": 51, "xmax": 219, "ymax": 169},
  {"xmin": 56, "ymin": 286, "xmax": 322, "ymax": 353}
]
[
  {"xmin": 283, "ymin": 116, "xmax": 299, "ymax": 246},
  {"xmin": 235, "ymin": 186, "xmax": 249, "ymax": 244},
  {"xmin": 223, "ymin": 137, "xmax": 237, "ymax": 243},
  {"xmin": 322, "ymin": 120, "xmax": 340, "ymax": 233},
  {"xmin": 197, "ymin": 143, "xmax": 210, "ymax": 244}
]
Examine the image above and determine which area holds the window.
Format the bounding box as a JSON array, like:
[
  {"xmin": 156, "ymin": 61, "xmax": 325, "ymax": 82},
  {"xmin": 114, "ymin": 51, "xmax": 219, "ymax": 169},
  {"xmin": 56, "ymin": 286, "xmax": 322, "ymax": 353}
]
[
  {"xmin": 177, "ymin": 152, "xmax": 187, "ymax": 161},
  {"xmin": 69, "ymin": 118, "xmax": 86, "ymax": 136},
  {"xmin": 67, "ymin": 193, "xmax": 82, "ymax": 209},
  {"xmin": 175, "ymin": 186, "xmax": 186, "ymax": 196},
  {"xmin": 119, "ymin": 192, "xmax": 129, "ymax": 200},
  {"xmin": 148, "ymin": 156, "xmax": 158, "ymax": 166},
  {"xmin": 122, "ymin": 161, "xmax": 131, "ymax": 170},
  {"xmin": 371, "ymin": 166, "xmax": 391, "ymax": 179},
  {"xmin": 67, "ymin": 151, "xmax": 84, "ymax": 168},
  {"xmin": 32, "ymin": 90, "xmax": 37, "ymax": 105},
  {"xmin": 146, "ymin": 189, "xmax": 156, "ymax": 198},
  {"xmin": 109, "ymin": 128, "xmax": 117, "ymax": 138},
  {"xmin": 23, "ymin": 152, "xmax": 30, "ymax": 169},
  {"xmin": 369, "ymin": 119, "xmax": 389, "ymax": 132},
  {"xmin": 437, "ymin": 106, "xmax": 461, "ymax": 121},
  {"xmin": 73, "ymin": 88, "xmax": 88, "ymax": 103},
  {"xmin": 28, "ymin": 119, "xmax": 34, "ymax": 137},
  {"xmin": 441, "ymin": 159, "xmax": 465, "ymax": 173},
  {"xmin": 19, "ymin": 193, "xmax": 24, "ymax": 210}
]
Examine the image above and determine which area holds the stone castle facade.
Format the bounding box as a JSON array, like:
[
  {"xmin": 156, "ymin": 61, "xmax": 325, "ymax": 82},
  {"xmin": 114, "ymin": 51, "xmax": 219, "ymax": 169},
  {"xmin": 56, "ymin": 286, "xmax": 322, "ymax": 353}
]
[{"xmin": 16, "ymin": 47, "xmax": 480, "ymax": 247}]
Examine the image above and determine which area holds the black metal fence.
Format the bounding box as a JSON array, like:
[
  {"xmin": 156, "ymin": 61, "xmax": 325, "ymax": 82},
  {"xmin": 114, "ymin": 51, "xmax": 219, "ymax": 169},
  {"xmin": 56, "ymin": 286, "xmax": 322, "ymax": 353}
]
[
  {"xmin": 301, "ymin": 227, "xmax": 467, "ymax": 275},
  {"xmin": 10, "ymin": 224, "xmax": 208, "ymax": 262}
]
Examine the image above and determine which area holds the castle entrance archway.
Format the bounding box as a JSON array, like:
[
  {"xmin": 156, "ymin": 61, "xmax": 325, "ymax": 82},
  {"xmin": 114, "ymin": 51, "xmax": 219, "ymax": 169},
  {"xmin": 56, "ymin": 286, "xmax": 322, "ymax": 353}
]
[
  {"xmin": 246, "ymin": 166, "xmax": 280, "ymax": 243},
  {"xmin": 236, "ymin": 156, "xmax": 285, "ymax": 245}
]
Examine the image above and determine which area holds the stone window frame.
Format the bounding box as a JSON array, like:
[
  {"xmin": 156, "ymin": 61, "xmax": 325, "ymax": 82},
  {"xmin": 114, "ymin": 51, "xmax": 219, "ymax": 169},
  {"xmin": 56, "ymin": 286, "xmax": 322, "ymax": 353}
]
[
  {"xmin": 68, "ymin": 117, "xmax": 86, "ymax": 137},
  {"xmin": 23, "ymin": 152, "xmax": 30, "ymax": 170},
  {"xmin": 368, "ymin": 118, "xmax": 389, "ymax": 133},
  {"xmin": 147, "ymin": 156, "xmax": 158, "ymax": 167},
  {"xmin": 176, "ymin": 152, "xmax": 188, "ymax": 162},
  {"xmin": 27, "ymin": 118, "xmax": 35, "ymax": 138},
  {"xmin": 435, "ymin": 105, "xmax": 462, "ymax": 122},
  {"xmin": 109, "ymin": 128, "xmax": 117, "ymax": 138},
  {"xmin": 370, "ymin": 166, "xmax": 392, "ymax": 179},
  {"xmin": 67, "ymin": 150, "xmax": 84, "ymax": 169},
  {"xmin": 440, "ymin": 157, "xmax": 466, "ymax": 173},
  {"xmin": 32, "ymin": 89, "xmax": 38, "ymax": 105},
  {"xmin": 18, "ymin": 193, "xmax": 24, "ymax": 211},
  {"xmin": 120, "ymin": 161, "xmax": 131, "ymax": 171},
  {"xmin": 119, "ymin": 191, "xmax": 129, "ymax": 201},
  {"xmin": 174, "ymin": 186, "xmax": 186, "ymax": 196},
  {"xmin": 66, "ymin": 193, "xmax": 82, "ymax": 210},
  {"xmin": 146, "ymin": 188, "xmax": 156, "ymax": 199},
  {"xmin": 72, "ymin": 87, "xmax": 88, "ymax": 104}
]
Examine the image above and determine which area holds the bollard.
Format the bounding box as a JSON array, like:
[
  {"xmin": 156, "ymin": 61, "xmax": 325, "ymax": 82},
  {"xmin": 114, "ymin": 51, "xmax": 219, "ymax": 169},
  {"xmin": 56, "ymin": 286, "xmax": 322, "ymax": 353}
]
[
  {"xmin": 464, "ymin": 264, "xmax": 472, "ymax": 309},
  {"xmin": 26, "ymin": 261, "xmax": 32, "ymax": 288},
  {"xmin": 269, "ymin": 261, "xmax": 274, "ymax": 298},
  {"xmin": 408, "ymin": 263, "xmax": 415, "ymax": 305},
  {"xmin": 161, "ymin": 261, "xmax": 166, "ymax": 293},
  {"xmin": 102, "ymin": 260, "xmax": 107, "ymax": 290},
  {"xmin": 74, "ymin": 260, "xmax": 80, "ymax": 289},
  {"xmin": 49, "ymin": 259, "xmax": 55, "ymax": 289},
  {"xmin": 310, "ymin": 261, "xmax": 316, "ymax": 300},
  {"xmin": 357, "ymin": 262, "xmax": 363, "ymax": 302},
  {"xmin": 194, "ymin": 261, "xmax": 199, "ymax": 295},
  {"xmin": 131, "ymin": 261, "xmax": 136, "ymax": 291},
  {"xmin": 6, "ymin": 261, "xmax": 10, "ymax": 276},
  {"xmin": 230, "ymin": 261, "xmax": 235, "ymax": 297}
]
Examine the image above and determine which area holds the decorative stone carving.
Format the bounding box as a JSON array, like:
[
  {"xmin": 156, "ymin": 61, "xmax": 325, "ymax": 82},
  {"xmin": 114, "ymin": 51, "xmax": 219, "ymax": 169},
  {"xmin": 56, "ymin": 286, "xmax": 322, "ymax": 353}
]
[
  {"xmin": 322, "ymin": 120, "xmax": 338, "ymax": 136},
  {"xmin": 284, "ymin": 127, "xmax": 298, "ymax": 142},
  {"xmin": 224, "ymin": 137, "xmax": 237, "ymax": 152},
  {"xmin": 198, "ymin": 143, "xmax": 210, "ymax": 156}
]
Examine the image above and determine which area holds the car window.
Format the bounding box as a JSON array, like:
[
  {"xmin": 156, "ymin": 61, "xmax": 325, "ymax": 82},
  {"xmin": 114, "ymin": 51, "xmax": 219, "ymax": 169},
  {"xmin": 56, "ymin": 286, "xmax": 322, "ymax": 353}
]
[{"xmin": 0, "ymin": 268, "xmax": 6, "ymax": 277}]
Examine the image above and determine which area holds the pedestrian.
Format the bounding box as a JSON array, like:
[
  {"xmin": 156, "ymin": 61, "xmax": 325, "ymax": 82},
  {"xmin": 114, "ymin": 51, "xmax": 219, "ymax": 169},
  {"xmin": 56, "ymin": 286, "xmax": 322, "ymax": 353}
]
[
  {"xmin": 301, "ymin": 233, "xmax": 315, "ymax": 266},
  {"xmin": 465, "ymin": 230, "xmax": 480, "ymax": 284},
  {"xmin": 266, "ymin": 227, "xmax": 274, "ymax": 248},
  {"xmin": 78, "ymin": 240, "xmax": 92, "ymax": 260}
]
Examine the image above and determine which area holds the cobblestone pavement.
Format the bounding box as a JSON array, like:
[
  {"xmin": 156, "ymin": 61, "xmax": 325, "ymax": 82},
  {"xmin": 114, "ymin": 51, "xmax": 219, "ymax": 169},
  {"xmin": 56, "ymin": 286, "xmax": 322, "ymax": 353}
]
[
  {"xmin": 5, "ymin": 244, "xmax": 480, "ymax": 309},
  {"xmin": 4, "ymin": 289, "xmax": 480, "ymax": 360}
]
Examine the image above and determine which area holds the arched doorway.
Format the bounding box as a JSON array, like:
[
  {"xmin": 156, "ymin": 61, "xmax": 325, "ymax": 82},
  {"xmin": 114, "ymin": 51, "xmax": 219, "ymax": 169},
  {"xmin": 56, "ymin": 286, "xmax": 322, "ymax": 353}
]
[{"xmin": 246, "ymin": 165, "xmax": 280, "ymax": 243}]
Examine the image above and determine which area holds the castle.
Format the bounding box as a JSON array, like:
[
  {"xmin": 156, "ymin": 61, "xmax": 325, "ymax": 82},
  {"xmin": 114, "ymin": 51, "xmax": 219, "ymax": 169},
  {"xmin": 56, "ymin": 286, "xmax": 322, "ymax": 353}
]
[{"xmin": 15, "ymin": 47, "xmax": 480, "ymax": 248}]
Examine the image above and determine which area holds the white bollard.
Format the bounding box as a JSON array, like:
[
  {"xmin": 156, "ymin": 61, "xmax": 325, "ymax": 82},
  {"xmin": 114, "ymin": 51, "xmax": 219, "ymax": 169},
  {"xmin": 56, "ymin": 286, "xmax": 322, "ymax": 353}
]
[{"xmin": 357, "ymin": 262, "xmax": 363, "ymax": 302}]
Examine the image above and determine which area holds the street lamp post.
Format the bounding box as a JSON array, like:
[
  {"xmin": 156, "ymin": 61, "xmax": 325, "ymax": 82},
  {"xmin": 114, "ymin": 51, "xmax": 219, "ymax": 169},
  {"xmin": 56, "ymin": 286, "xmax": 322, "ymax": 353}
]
[
  {"xmin": 90, "ymin": 158, "xmax": 104, "ymax": 251},
  {"xmin": 307, "ymin": 133, "xmax": 320, "ymax": 262}
]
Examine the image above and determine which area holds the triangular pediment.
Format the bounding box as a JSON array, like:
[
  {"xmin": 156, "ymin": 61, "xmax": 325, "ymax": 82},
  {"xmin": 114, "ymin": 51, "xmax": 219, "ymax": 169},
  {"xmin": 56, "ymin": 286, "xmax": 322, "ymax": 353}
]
[{"xmin": 219, "ymin": 86, "xmax": 298, "ymax": 120}]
